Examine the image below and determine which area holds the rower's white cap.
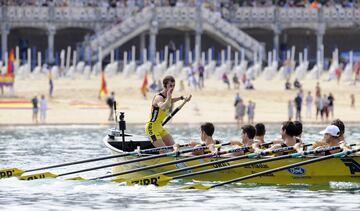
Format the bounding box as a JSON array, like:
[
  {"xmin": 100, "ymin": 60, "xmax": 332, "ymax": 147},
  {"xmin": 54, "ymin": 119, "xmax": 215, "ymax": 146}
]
[{"xmin": 319, "ymin": 125, "xmax": 340, "ymax": 137}]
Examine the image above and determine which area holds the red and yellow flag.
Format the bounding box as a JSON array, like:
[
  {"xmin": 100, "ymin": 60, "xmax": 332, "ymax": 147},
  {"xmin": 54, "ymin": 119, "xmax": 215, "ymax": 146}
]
[
  {"xmin": 7, "ymin": 48, "xmax": 15, "ymax": 77},
  {"xmin": 99, "ymin": 71, "xmax": 108, "ymax": 97},
  {"xmin": 140, "ymin": 71, "xmax": 148, "ymax": 97}
]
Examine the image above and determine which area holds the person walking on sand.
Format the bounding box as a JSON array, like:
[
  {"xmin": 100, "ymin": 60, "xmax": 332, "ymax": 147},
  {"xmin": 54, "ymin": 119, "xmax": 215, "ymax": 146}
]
[
  {"xmin": 294, "ymin": 92, "xmax": 302, "ymax": 121},
  {"xmin": 31, "ymin": 96, "xmax": 39, "ymax": 124},
  {"xmin": 247, "ymin": 100, "xmax": 255, "ymax": 124},
  {"xmin": 145, "ymin": 75, "xmax": 192, "ymax": 147},
  {"xmin": 351, "ymin": 94, "xmax": 355, "ymax": 109},
  {"xmin": 106, "ymin": 92, "xmax": 115, "ymax": 121},
  {"xmin": 288, "ymin": 100, "xmax": 294, "ymax": 121},
  {"xmin": 306, "ymin": 91, "xmax": 313, "ymax": 119},
  {"xmin": 39, "ymin": 95, "xmax": 47, "ymax": 124}
]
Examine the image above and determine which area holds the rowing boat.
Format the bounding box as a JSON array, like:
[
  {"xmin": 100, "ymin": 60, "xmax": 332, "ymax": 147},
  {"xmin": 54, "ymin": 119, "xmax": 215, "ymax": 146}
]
[{"xmin": 104, "ymin": 130, "xmax": 360, "ymax": 185}]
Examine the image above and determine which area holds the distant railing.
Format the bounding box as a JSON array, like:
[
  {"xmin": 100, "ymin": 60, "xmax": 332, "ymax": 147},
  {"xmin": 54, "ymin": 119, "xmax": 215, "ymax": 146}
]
[
  {"xmin": 231, "ymin": 7, "xmax": 360, "ymax": 23},
  {"xmin": 1, "ymin": 6, "xmax": 139, "ymax": 22}
]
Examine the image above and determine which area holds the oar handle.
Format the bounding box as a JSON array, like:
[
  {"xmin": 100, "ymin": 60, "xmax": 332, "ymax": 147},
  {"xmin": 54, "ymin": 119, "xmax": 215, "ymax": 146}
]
[{"xmin": 162, "ymin": 99, "xmax": 188, "ymax": 126}]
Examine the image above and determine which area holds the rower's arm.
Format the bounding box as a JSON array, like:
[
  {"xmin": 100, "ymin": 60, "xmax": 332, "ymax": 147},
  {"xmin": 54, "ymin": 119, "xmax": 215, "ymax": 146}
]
[
  {"xmin": 155, "ymin": 95, "xmax": 171, "ymax": 110},
  {"xmin": 171, "ymin": 96, "xmax": 184, "ymax": 103}
]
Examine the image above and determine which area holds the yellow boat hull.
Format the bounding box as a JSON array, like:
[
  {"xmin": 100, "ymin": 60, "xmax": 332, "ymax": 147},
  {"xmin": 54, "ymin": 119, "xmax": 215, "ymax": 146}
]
[
  {"xmin": 110, "ymin": 154, "xmax": 360, "ymax": 185},
  {"xmin": 103, "ymin": 137, "xmax": 360, "ymax": 185}
]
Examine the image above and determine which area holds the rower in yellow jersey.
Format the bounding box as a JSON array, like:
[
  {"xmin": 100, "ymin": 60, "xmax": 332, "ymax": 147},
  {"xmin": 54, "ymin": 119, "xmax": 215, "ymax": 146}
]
[{"xmin": 145, "ymin": 75, "xmax": 192, "ymax": 147}]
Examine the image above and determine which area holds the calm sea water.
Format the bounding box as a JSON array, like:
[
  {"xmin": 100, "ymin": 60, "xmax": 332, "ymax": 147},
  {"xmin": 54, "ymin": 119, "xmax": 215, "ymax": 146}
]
[{"xmin": 0, "ymin": 124, "xmax": 360, "ymax": 211}]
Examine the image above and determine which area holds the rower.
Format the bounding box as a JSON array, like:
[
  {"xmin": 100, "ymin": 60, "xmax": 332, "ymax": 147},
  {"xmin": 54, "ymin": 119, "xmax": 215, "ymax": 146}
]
[
  {"xmin": 254, "ymin": 123, "xmax": 266, "ymax": 145},
  {"xmin": 228, "ymin": 124, "xmax": 256, "ymax": 156},
  {"xmin": 294, "ymin": 121, "xmax": 303, "ymax": 143},
  {"xmin": 145, "ymin": 75, "xmax": 191, "ymax": 148},
  {"xmin": 313, "ymin": 119, "xmax": 346, "ymax": 149},
  {"xmin": 264, "ymin": 121, "xmax": 299, "ymax": 155},
  {"xmin": 174, "ymin": 122, "xmax": 218, "ymax": 156},
  {"xmin": 314, "ymin": 125, "xmax": 346, "ymax": 155}
]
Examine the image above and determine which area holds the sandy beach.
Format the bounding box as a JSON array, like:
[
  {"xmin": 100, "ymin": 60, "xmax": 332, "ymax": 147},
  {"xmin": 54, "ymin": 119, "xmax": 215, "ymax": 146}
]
[{"xmin": 0, "ymin": 72, "xmax": 359, "ymax": 126}]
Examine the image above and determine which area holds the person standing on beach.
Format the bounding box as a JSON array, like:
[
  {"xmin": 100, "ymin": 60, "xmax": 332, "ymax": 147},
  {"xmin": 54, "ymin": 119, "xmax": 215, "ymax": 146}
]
[
  {"xmin": 145, "ymin": 75, "xmax": 192, "ymax": 147},
  {"xmin": 288, "ymin": 100, "xmax": 294, "ymax": 121},
  {"xmin": 198, "ymin": 64, "xmax": 204, "ymax": 89},
  {"xmin": 106, "ymin": 92, "xmax": 115, "ymax": 121},
  {"xmin": 351, "ymin": 94, "xmax": 355, "ymax": 109},
  {"xmin": 315, "ymin": 82, "xmax": 321, "ymax": 98},
  {"xmin": 305, "ymin": 91, "xmax": 313, "ymax": 119},
  {"xmin": 328, "ymin": 93, "xmax": 335, "ymax": 119},
  {"xmin": 39, "ymin": 95, "xmax": 47, "ymax": 124},
  {"xmin": 247, "ymin": 101, "xmax": 255, "ymax": 124},
  {"xmin": 31, "ymin": 96, "xmax": 39, "ymax": 124},
  {"xmin": 294, "ymin": 92, "xmax": 302, "ymax": 121}
]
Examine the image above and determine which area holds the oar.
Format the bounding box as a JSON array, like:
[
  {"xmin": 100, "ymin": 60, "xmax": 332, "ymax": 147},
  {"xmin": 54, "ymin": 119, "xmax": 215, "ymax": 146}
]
[
  {"xmin": 19, "ymin": 142, "xmax": 230, "ymax": 180},
  {"xmin": 162, "ymin": 95, "xmax": 191, "ymax": 126},
  {"xmin": 182, "ymin": 147, "xmax": 360, "ymax": 190},
  {"xmin": 126, "ymin": 144, "xmax": 345, "ymax": 187},
  {"xmin": 0, "ymin": 143, "xmax": 191, "ymax": 180},
  {"xmin": 89, "ymin": 145, "xmax": 251, "ymax": 181}
]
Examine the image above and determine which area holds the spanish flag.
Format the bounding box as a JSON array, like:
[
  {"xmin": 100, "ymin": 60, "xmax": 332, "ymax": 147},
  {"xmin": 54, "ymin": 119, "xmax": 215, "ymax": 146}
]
[
  {"xmin": 99, "ymin": 70, "xmax": 108, "ymax": 98},
  {"xmin": 7, "ymin": 48, "xmax": 15, "ymax": 77},
  {"xmin": 140, "ymin": 71, "xmax": 148, "ymax": 98}
]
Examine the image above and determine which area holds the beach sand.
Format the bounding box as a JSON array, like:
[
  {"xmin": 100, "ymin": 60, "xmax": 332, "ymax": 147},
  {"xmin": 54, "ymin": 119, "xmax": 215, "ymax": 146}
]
[{"xmin": 0, "ymin": 72, "xmax": 359, "ymax": 126}]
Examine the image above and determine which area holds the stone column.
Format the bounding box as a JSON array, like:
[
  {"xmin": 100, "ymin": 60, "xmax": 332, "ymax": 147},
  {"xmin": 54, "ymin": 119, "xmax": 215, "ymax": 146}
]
[
  {"xmin": 149, "ymin": 28, "xmax": 157, "ymax": 65},
  {"xmin": 1, "ymin": 25, "xmax": 9, "ymax": 61},
  {"xmin": 47, "ymin": 26, "xmax": 56, "ymax": 64},
  {"xmin": 273, "ymin": 27, "xmax": 281, "ymax": 62},
  {"xmin": 316, "ymin": 29, "xmax": 324, "ymax": 56},
  {"xmin": 140, "ymin": 32, "xmax": 146, "ymax": 63},
  {"xmin": 184, "ymin": 32, "xmax": 190, "ymax": 65},
  {"xmin": 195, "ymin": 3, "xmax": 203, "ymax": 65}
]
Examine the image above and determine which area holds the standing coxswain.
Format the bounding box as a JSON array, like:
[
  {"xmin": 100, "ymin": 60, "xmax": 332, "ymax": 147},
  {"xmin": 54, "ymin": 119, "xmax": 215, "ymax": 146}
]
[{"xmin": 145, "ymin": 75, "xmax": 192, "ymax": 147}]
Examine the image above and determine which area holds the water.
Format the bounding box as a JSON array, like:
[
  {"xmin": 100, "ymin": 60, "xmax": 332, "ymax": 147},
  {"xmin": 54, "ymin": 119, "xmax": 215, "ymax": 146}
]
[{"xmin": 0, "ymin": 124, "xmax": 359, "ymax": 210}]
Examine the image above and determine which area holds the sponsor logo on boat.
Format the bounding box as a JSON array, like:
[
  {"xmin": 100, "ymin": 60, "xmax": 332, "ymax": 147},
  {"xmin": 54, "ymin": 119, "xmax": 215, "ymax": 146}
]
[
  {"xmin": 244, "ymin": 163, "xmax": 269, "ymax": 169},
  {"xmin": 341, "ymin": 158, "xmax": 360, "ymax": 174},
  {"xmin": 0, "ymin": 170, "xmax": 15, "ymax": 179},
  {"xmin": 287, "ymin": 166, "xmax": 305, "ymax": 175},
  {"xmin": 212, "ymin": 162, "xmax": 230, "ymax": 168},
  {"xmin": 131, "ymin": 176, "xmax": 160, "ymax": 186}
]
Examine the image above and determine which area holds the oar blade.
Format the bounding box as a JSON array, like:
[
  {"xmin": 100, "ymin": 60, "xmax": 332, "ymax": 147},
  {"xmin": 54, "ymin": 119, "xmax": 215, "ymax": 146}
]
[
  {"xmin": 126, "ymin": 175, "xmax": 172, "ymax": 187},
  {"xmin": 180, "ymin": 184, "xmax": 211, "ymax": 190},
  {"xmin": 0, "ymin": 168, "xmax": 24, "ymax": 179},
  {"xmin": 65, "ymin": 176, "xmax": 87, "ymax": 181},
  {"xmin": 19, "ymin": 172, "xmax": 58, "ymax": 180}
]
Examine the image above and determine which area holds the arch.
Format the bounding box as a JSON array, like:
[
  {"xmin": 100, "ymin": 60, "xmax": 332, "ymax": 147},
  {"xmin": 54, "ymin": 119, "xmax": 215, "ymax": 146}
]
[
  {"xmin": 324, "ymin": 27, "xmax": 360, "ymax": 59},
  {"xmin": 242, "ymin": 28, "xmax": 274, "ymax": 53},
  {"xmin": 8, "ymin": 27, "xmax": 48, "ymax": 60},
  {"xmin": 54, "ymin": 27, "xmax": 95, "ymax": 53},
  {"xmin": 280, "ymin": 28, "xmax": 316, "ymax": 61}
]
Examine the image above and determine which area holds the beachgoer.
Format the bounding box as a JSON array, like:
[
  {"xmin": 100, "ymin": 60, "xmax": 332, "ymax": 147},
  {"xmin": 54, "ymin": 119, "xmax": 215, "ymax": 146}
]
[
  {"xmin": 351, "ymin": 94, "xmax": 355, "ymax": 109},
  {"xmin": 294, "ymin": 92, "xmax": 302, "ymax": 121},
  {"xmin": 39, "ymin": 95, "xmax": 47, "ymax": 124},
  {"xmin": 288, "ymin": 100, "xmax": 294, "ymax": 121},
  {"xmin": 247, "ymin": 100, "xmax": 255, "ymax": 124},
  {"xmin": 106, "ymin": 92, "xmax": 115, "ymax": 121},
  {"xmin": 31, "ymin": 96, "xmax": 39, "ymax": 124},
  {"xmin": 305, "ymin": 91, "xmax": 313, "ymax": 119},
  {"xmin": 328, "ymin": 93, "xmax": 335, "ymax": 119},
  {"xmin": 198, "ymin": 64, "xmax": 204, "ymax": 89},
  {"xmin": 222, "ymin": 73, "xmax": 230, "ymax": 89},
  {"xmin": 145, "ymin": 75, "xmax": 192, "ymax": 147},
  {"xmin": 232, "ymin": 73, "xmax": 240, "ymax": 89}
]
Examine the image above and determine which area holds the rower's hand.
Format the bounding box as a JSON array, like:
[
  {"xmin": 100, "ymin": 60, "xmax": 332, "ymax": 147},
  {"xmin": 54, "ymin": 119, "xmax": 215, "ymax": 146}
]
[
  {"xmin": 185, "ymin": 94, "xmax": 192, "ymax": 102},
  {"xmin": 167, "ymin": 87, "xmax": 174, "ymax": 99},
  {"xmin": 293, "ymin": 143, "xmax": 304, "ymax": 153}
]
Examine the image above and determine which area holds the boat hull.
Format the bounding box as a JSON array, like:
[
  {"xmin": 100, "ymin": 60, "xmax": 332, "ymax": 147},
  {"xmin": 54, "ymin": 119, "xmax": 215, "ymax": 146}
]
[{"xmin": 104, "ymin": 137, "xmax": 360, "ymax": 185}]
